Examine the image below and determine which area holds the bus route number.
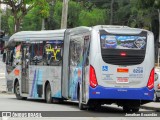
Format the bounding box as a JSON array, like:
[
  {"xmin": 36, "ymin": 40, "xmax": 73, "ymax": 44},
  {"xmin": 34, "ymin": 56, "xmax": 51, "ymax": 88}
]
[{"xmin": 133, "ymin": 67, "xmax": 143, "ymax": 73}]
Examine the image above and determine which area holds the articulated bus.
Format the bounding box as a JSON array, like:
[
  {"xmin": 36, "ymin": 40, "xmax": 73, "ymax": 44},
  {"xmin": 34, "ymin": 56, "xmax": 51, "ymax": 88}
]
[{"xmin": 4, "ymin": 25, "xmax": 154, "ymax": 112}]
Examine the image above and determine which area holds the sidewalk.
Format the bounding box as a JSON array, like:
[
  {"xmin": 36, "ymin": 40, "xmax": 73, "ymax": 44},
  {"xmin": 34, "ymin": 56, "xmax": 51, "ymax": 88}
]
[
  {"xmin": 141, "ymin": 102, "xmax": 160, "ymax": 111},
  {"xmin": 0, "ymin": 54, "xmax": 6, "ymax": 93}
]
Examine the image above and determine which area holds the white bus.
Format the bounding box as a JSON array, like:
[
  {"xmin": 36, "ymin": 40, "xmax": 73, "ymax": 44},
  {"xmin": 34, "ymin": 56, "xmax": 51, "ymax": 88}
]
[{"xmin": 4, "ymin": 25, "xmax": 155, "ymax": 112}]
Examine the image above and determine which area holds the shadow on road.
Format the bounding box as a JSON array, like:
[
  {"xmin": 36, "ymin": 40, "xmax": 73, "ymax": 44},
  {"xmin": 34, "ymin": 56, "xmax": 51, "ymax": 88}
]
[{"xmin": 10, "ymin": 97, "xmax": 125, "ymax": 113}]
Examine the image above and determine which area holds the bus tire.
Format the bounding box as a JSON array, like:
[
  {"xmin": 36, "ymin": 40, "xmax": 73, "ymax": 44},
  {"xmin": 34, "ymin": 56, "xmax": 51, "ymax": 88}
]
[
  {"xmin": 123, "ymin": 106, "xmax": 139, "ymax": 113},
  {"xmin": 78, "ymin": 85, "xmax": 85, "ymax": 110},
  {"xmin": 123, "ymin": 106, "xmax": 131, "ymax": 112},
  {"xmin": 45, "ymin": 84, "xmax": 52, "ymax": 103},
  {"xmin": 15, "ymin": 82, "xmax": 26, "ymax": 100},
  {"xmin": 154, "ymin": 92, "xmax": 158, "ymax": 102},
  {"xmin": 132, "ymin": 108, "xmax": 139, "ymax": 112}
]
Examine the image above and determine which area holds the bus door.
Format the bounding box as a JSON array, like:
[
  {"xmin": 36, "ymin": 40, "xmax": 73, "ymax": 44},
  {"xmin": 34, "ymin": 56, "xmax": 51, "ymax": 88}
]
[
  {"xmin": 69, "ymin": 36, "xmax": 84, "ymax": 100},
  {"xmin": 82, "ymin": 35, "xmax": 90, "ymax": 101},
  {"xmin": 21, "ymin": 45, "xmax": 29, "ymax": 94}
]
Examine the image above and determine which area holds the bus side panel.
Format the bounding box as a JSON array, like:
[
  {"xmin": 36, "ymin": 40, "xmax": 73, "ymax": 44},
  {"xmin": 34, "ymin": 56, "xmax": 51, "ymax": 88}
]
[
  {"xmin": 28, "ymin": 66, "xmax": 62, "ymax": 99},
  {"xmin": 6, "ymin": 65, "xmax": 21, "ymax": 93}
]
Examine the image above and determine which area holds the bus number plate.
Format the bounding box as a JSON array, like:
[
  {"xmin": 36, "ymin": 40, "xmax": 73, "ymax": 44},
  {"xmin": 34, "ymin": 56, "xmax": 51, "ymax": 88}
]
[{"xmin": 117, "ymin": 77, "xmax": 129, "ymax": 83}]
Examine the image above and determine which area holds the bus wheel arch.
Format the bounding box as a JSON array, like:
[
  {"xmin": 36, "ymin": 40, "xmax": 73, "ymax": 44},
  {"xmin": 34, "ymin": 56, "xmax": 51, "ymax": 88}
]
[
  {"xmin": 44, "ymin": 81, "xmax": 52, "ymax": 103},
  {"xmin": 14, "ymin": 79, "xmax": 26, "ymax": 100},
  {"xmin": 77, "ymin": 83, "xmax": 80, "ymax": 100},
  {"xmin": 14, "ymin": 79, "xmax": 19, "ymax": 94}
]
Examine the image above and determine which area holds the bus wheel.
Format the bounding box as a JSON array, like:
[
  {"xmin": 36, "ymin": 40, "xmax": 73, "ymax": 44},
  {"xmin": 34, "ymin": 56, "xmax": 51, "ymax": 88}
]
[
  {"xmin": 15, "ymin": 82, "xmax": 26, "ymax": 100},
  {"xmin": 45, "ymin": 84, "xmax": 52, "ymax": 103},
  {"xmin": 132, "ymin": 108, "xmax": 139, "ymax": 112},
  {"xmin": 123, "ymin": 106, "xmax": 131, "ymax": 112},
  {"xmin": 78, "ymin": 86, "xmax": 85, "ymax": 110},
  {"xmin": 123, "ymin": 106, "xmax": 139, "ymax": 113},
  {"xmin": 153, "ymin": 92, "xmax": 158, "ymax": 102}
]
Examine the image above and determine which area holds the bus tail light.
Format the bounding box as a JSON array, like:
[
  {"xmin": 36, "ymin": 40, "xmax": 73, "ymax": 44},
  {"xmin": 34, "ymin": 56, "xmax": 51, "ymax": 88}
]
[
  {"xmin": 147, "ymin": 68, "xmax": 154, "ymax": 90},
  {"xmin": 90, "ymin": 65, "xmax": 98, "ymax": 88}
]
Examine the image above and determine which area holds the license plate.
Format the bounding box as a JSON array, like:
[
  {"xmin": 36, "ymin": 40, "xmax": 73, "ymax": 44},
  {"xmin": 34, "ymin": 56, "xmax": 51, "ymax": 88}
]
[{"xmin": 117, "ymin": 77, "xmax": 129, "ymax": 83}]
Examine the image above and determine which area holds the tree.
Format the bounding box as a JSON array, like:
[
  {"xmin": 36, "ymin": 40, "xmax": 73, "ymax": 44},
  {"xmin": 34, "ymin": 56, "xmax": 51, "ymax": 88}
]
[
  {"xmin": 110, "ymin": 0, "xmax": 114, "ymax": 24},
  {"xmin": 129, "ymin": 0, "xmax": 159, "ymax": 60},
  {"xmin": 0, "ymin": 0, "xmax": 50, "ymax": 33},
  {"xmin": 68, "ymin": 0, "xmax": 82, "ymax": 27},
  {"xmin": 79, "ymin": 8, "xmax": 106, "ymax": 26},
  {"xmin": 52, "ymin": 0, "xmax": 63, "ymax": 29},
  {"xmin": 22, "ymin": 7, "xmax": 42, "ymax": 31}
]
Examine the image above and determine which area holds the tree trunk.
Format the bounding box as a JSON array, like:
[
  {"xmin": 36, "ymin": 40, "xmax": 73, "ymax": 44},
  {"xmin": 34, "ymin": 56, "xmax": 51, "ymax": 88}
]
[
  {"xmin": 14, "ymin": 18, "xmax": 21, "ymax": 33},
  {"xmin": 158, "ymin": 9, "xmax": 160, "ymax": 42},
  {"xmin": 157, "ymin": 9, "xmax": 160, "ymax": 66}
]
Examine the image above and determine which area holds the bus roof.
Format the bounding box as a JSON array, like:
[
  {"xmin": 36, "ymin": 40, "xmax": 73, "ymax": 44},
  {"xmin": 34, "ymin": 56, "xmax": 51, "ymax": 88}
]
[
  {"xmin": 92, "ymin": 25, "xmax": 149, "ymax": 35},
  {"xmin": 8, "ymin": 29, "xmax": 66, "ymax": 45}
]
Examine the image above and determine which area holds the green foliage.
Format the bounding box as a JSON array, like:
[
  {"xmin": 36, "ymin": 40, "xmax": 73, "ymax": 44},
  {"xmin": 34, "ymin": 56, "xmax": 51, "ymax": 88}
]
[
  {"xmin": 68, "ymin": 1, "xmax": 82, "ymax": 27},
  {"xmin": 1, "ymin": 15, "xmax": 9, "ymax": 33},
  {"xmin": 52, "ymin": 0, "xmax": 107, "ymax": 28},
  {"xmin": 129, "ymin": 0, "xmax": 158, "ymax": 29},
  {"xmin": 114, "ymin": 0, "xmax": 131, "ymax": 25},
  {"xmin": 8, "ymin": 16, "xmax": 14, "ymax": 34},
  {"xmin": 0, "ymin": 0, "xmax": 50, "ymax": 33},
  {"xmin": 1, "ymin": 0, "xmax": 159, "ymax": 35},
  {"xmin": 22, "ymin": 7, "xmax": 42, "ymax": 31},
  {"xmin": 53, "ymin": 0, "xmax": 63, "ymax": 29},
  {"xmin": 35, "ymin": 0, "xmax": 50, "ymax": 18},
  {"xmin": 79, "ymin": 8, "xmax": 106, "ymax": 26}
]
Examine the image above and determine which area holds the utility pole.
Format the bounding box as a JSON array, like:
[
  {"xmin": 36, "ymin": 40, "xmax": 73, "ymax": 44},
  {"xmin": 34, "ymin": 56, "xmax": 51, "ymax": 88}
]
[
  {"xmin": 158, "ymin": 9, "xmax": 160, "ymax": 67},
  {"xmin": 0, "ymin": 3, "xmax": 1, "ymax": 30},
  {"xmin": 61, "ymin": 0, "xmax": 69, "ymax": 29},
  {"xmin": 41, "ymin": 19, "xmax": 45, "ymax": 30}
]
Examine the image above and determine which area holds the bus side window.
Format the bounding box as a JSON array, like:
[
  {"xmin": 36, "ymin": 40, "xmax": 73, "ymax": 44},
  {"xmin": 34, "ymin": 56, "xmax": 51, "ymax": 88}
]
[
  {"xmin": 45, "ymin": 41, "xmax": 63, "ymax": 66},
  {"xmin": 30, "ymin": 42, "xmax": 43, "ymax": 65},
  {"xmin": 84, "ymin": 36, "xmax": 90, "ymax": 66}
]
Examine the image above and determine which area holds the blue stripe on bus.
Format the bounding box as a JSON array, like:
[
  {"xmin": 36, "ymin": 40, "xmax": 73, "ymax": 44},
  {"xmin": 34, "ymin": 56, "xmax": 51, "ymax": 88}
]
[{"xmin": 89, "ymin": 85, "xmax": 154, "ymax": 100}]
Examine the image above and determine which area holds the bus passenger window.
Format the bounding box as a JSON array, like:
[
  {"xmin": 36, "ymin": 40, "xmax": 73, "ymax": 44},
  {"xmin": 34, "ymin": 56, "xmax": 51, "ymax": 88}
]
[
  {"xmin": 30, "ymin": 42, "xmax": 43, "ymax": 65},
  {"xmin": 43, "ymin": 40, "xmax": 63, "ymax": 66}
]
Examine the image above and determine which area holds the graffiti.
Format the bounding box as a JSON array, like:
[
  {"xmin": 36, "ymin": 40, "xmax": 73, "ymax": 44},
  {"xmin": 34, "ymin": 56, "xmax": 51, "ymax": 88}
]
[{"xmin": 45, "ymin": 44, "xmax": 61, "ymax": 61}]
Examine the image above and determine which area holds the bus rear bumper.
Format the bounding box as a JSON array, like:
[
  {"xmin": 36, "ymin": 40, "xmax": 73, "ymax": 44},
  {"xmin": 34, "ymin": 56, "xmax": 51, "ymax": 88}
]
[{"xmin": 89, "ymin": 85, "xmax": 154, "ymax": 101}]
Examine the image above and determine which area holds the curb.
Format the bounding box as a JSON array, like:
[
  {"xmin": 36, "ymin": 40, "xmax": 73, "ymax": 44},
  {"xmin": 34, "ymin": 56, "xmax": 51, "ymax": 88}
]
[
  {"xmin": 140, "ymin": 105, "xmax": 160, "ymax": 112},
  {"xmin": 0, "ymin": 91, "xmax": 13, "ymax": 94},
  {"xmin": 0, "ymin": 91, "xmax": 7, "ymax": 93}
]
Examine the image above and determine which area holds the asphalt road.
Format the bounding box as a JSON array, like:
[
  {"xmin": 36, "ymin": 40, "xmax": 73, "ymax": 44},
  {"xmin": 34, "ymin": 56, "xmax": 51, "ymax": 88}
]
[{"xmin": 0, "ymin": 93, "xmax": 159, "ymax": 120}]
